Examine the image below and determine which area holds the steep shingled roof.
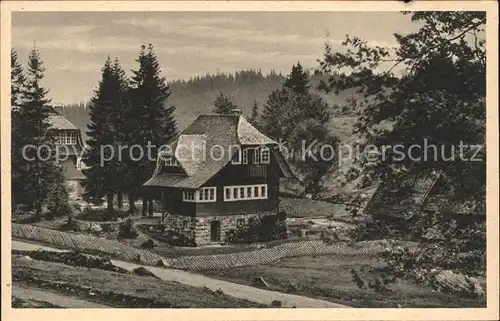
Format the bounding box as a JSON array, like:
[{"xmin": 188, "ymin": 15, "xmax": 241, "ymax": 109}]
[
  {"xmin": 144, "ymin": 114, "xmax": 293, "ymax": 189},
  {"xmin": 48, "ymin": 114, "xmax": 78, "ymax": 130}
]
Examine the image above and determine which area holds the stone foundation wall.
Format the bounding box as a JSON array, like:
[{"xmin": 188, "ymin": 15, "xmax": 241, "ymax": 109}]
[
  {"xmin": 163, "ymin": 214, "xmax": 196, "ymax": 242},
  {"xmin": 194, "ymin": 211, "xmax": 276, "ymax": 245}
]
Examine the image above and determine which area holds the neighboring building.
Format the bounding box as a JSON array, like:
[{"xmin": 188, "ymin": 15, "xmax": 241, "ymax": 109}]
[
  {"xmin": 143, "ymin": 110, "xmax": 295, "ymax": 245},
  {"xmin": 363, "ymin": 169, "xmax": 485, "ymax": 230},
  {"xmin": 47, "ymin": 109, "xmax": 87, "ymax": 200}
]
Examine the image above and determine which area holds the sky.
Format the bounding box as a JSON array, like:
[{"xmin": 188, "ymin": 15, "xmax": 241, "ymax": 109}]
[{"xmin": 12, "ymin": 11, "xmax": 419, "ymax": 105}]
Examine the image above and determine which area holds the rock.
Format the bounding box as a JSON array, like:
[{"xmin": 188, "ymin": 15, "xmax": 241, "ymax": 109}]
[
  {"xmin": 19, "ymin": 255, "xmax": 33, "ymax": 261},
  {"xmin": 432, "ymin": 270, "xmax": 484, "ymax": 297},
  {"xmin": 133, "ymin": 267, "xmax": 160, "ymax": 279},
  {"xmin": 89, "ymin": 223, "xmax": 103, "ymax": 233}
]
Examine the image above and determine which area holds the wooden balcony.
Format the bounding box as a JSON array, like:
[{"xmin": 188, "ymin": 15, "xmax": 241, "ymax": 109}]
[{"xmin": 247, "ymin": 164, "xmax": 267, "ymax": 178}]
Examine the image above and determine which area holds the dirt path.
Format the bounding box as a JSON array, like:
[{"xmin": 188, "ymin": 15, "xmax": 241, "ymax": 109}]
[
  {"xmin": 12, "ymin": 285, "xmax": 109, "ymax": 308},
  {"xmin": 12, "ymin": 240, "xmax": 349, "ymax": 308}
]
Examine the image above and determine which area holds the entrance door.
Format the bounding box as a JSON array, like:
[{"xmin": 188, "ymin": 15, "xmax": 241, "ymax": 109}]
[{"xmin": 210, "ymin": 221, "xmax": 221, "ymax": 242}]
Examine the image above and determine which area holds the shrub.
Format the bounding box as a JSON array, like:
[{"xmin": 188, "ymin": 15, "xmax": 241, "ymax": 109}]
[
  {"xmin": 118, "ymin": 218, "xmax": 138, "ymax": 239},
  {"xmin": 225, "ymin": 214, "xmax": 287, "ymax": 244},
  {"xmin": 45, "ymin": 181, "xmax": 72, "ymax": 218},
  {"xmin": 140, "ymin": 239, "xmax": 155, "ymax": 249}
]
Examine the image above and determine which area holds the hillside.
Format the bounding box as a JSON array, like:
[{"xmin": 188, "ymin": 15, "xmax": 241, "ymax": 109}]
[{"xmin": 56, "ymin": 70, "xmax": 359, "ymax": 143}]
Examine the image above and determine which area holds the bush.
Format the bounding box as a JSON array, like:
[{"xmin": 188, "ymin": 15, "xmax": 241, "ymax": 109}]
[
  {"xmin": 225, "ymin": 214, "xmax": 287, "ymax": 244},
  {"xmin": 45, "ymin": 181, "xmax": 72, "ymax": 218},
  {"xmin": 140, "ymin": 239, "xmax": 155, "ymax": 249},
  {"xmin": 118, "ymin": 218, "xmax": 138, "ymax": 239}
]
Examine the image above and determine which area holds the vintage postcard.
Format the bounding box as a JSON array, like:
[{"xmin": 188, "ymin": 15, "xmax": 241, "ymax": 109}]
[{"xmin": 1, "ymin": 1, "xmax": 498, "ymax": 320}]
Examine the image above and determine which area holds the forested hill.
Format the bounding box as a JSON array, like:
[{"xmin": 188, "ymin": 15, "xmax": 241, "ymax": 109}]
[{"xmin": 56, "ymin": 69, "xmax": 358, "ymax": 143}]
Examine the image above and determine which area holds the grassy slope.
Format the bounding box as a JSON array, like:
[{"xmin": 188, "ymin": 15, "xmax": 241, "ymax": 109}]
[
  {"xmin": 12, "ymin": 256, "xmax": 264, "ymax": 308},
  {"xmin": 201, "ymin": 254, "xmax": 484, "ymax": 308}
]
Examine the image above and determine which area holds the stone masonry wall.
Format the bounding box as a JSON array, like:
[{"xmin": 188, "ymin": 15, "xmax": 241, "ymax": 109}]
[
  {"xmin": 194, "ymin": 211, "xmax": 276, "ymax": 246},
  {"xmin": 163, "ymin": 214, "xmax": 197, "ymax": 243}
]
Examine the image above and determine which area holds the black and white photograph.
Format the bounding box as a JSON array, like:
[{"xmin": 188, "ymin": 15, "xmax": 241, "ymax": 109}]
[{"xmin": 1, "ymin": 1, "xmax": 498, "ymax": 319}]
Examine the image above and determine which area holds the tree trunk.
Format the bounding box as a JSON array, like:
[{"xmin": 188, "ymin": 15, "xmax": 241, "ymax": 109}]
[
  {"xmin": 35, "ymin": 201, "xmax": 42, "ymax": 221},
  {"xmin": 117, "ymin": 192, "xmax": 123, "ymax": 210},
  {"xmin": 128, "ymin": 193, "xmax": 136, "ymax": 214},
  {"xmin": 142, "ymin": 199, "xmax": 147, "ymax": 216},
  {"xmin": 106, "ymin": 193, "xmax": 114, "ymax": 213},
  {"xmin": 148, "ymin": 199, "xmax": 154, "ymax": 216}
]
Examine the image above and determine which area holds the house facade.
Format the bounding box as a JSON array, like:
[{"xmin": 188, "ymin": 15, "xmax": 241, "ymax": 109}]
[
  {"xmin": 143, "ymin": 111, "xmax": 295, "ymax": 245},
  {"xmin": 48, "ymin": 110, "xmax": 86, "ymax": 200}
]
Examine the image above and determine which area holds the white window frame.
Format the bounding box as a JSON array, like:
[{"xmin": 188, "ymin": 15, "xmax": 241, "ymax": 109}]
[
  {"xmin": 223, "ymin": 184, "xmax": 268, "ymax": 202},
  {"xmin": 260, "ymin": 146, "xmax": 270, "ymax": 164},
  {"xmin": 183, "ymin": 190, "xmax": 196, "ymax": 202},
  {"xmin": 231, "ymin": 148, "xmax": 242, "ymax": 164},
  {"xmin": 164, "ymin": 156, "xmax": 180, "ymax": 167},
  {"xmin": 184, "ymin": 187, "xmax": 217, "ymax": 203},
  {"xmin": 242, "ymin": 148, "xmax": 249, "ymax": 164},
  {"xmin": 254, "ymin": 148, "xmax": 261, "ymax": 164}
]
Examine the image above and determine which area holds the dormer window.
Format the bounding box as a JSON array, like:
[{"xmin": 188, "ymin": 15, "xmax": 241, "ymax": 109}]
[
  {"xmin": 231, "ymin": 148, "xmax": 242, "ymax": 165},
  {"xmin": 260, "ymin": 146, "xmax": 270, "ymax": 164},
  {"xmin": 164, "ymin": 156, "xmax": 180, "ymax": 167},
  {"xmin": 55, "ymin": 131, "xmax": 77, "ymax": 145},
  {"xmin": 253, "ymin": 146, "xmax": 270, "ymax": 164},
  {"xmin": 242, "ymin": 149, "xmax": 249, "ymax": 164}
]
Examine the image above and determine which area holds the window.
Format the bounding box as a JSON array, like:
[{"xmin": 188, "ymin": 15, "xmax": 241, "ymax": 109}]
[
  {"xmin": 55, "ymin": 131, "xmax": 77, "ymax": 145},
  {"xmin": 231, "ymin": 147, "xmax": 242, "ymax": 164},
  {"xmin": 184, "ymin": 187, "xmax": 216, "ymax": 202},
  {"xmin": 254, "ymin": 148, "xmax": 261, "ymax": 164},
  {"xmin": 237, "ymin": 218, "xmax": 245, "ymax": 227},
  {"xmin": 183, "ymin": 190, "xmax": 196, "ymax": 202},
  {"xmin": 261, "ymin": 146, "xmax": 270, "ymax": 164},
  {"xmin": 223, "ymin": 184, "xmax": 268, "ymax": 201},
  {"xmin": 242, "ymin": 149, "xmax": 249, "ymax": 164},
  {"xmin": 164, "ymin": 156, "xmax": 180, "ymax": 167},
  {"xmin": 197, "ymin": 187, "xmax": 217, "ymax": 203}
]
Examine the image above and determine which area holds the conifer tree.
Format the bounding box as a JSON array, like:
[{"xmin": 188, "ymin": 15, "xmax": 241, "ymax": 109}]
[
  {"xmin": 11, "ymin": 49, "xmax": 26, "ymax": 208},
  {"xmin": 283, "ymin": 61, "xmax": 310, "ymax": 95},
  {"xmin": 83, "ymin": 56, "xmax": 128, "ymax": 213},
  {"xmin": 124, "ymin": 44, "xmax": 178, "ymax": 214},
  {"xmin": 249, "ymin": 100, "xmax": 259, "ymax": 124},
  {"xmin": 13, "ymin": 48, "xmax": 60, "ymax": 217},
  {"xmin": 213, "ymin": 91, "xmax": 238, "ymax": 114}
]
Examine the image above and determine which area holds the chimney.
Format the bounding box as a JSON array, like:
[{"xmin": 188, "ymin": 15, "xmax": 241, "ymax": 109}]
[{"xmin": 231, "ymin": 108, "xmax": 242, "ymax": 116}]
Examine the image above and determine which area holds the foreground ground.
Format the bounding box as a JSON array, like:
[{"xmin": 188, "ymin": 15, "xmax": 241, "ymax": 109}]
[
  {"xmin": 201, "ymin": 254, "xmax": 484, "ymax": 308},
  {"xmin": 12, "ymin": 254, "xmax": 264, "ymax": 308},
  {"xmin": 11, "ymin": 241, "xmax": 346, "ymax": 308}
]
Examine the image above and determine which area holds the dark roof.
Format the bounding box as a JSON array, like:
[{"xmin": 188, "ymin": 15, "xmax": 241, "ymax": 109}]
[
  {"xmin": 144, "ymin": 114, "xmax": 294, "ymax": 189},
  {"xmin": 364, "ymin": 169, "xmax": 485, "ymax": 219},
  {"xmin": 363, "ymin": 169, "xmax": 441, "ymax": 219}
]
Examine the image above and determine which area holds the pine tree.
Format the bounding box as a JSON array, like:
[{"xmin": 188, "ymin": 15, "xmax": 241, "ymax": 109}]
[
  {"xmin": 11, "ymin": 49, "xmax": 26, "ymax": 208},
  {"xmin": 213, "ymin": 91, "xmax": 237, "ymax": 114},
  {"xmin": 82, "ymin": 56, "xmax": 128, "ymax": 213},
  {"xmin": 124, "ymin": 44, "xmax": 178, "ymax": 214},
  {"xmin": 13, "ymin": 48, "xmax": 60, "ymax": 217},
  {"xmin": 283, "ymin": 61, "xmax": 310, "ymax": 95},
  {"xmin": 249, "ymin": 100, "xmax": 259, "ymax": 124}
]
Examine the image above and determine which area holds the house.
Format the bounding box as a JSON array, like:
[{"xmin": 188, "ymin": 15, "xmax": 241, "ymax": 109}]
[
  {"xmin": 143, "ymin": 110, "xmax": 295, "ymax": 245},
  {"xmin": 363, "ymin": 169, "xmax": 485, "ymax": 230},
  {"xmin": 47, "ymin": 108, "xmax": 87, "ymax": 200}
]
